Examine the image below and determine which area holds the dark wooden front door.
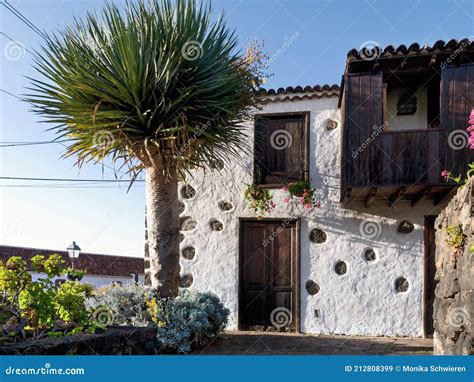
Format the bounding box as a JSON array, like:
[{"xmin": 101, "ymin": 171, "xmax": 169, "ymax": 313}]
[
  {"xmin": 424, "ymin": 215, "xmax": 437, "ymax": 337},
  {"xmin": 239, "ymin": 220, "xmax": 299, "ymax": 331}
]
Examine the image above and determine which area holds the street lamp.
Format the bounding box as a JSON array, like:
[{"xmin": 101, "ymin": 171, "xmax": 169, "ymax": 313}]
[{"xmin": 67, "ymin": 241, "xmax": 81, "ymax": 270}]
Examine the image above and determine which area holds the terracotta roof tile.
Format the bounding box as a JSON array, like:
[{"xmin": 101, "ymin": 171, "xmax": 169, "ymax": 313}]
[
  {"xmin": 0, "ymin": 245, "xmax": 144, "ymax": 277},
  {"xmin": 347, "ymin": 38, "xmax": 473, "ymax": 61}
]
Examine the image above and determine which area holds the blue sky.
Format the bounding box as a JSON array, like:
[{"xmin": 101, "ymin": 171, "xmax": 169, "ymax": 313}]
[{"xmin": 0, "ymin": 0, "xmax": 473, "ymax": 257}]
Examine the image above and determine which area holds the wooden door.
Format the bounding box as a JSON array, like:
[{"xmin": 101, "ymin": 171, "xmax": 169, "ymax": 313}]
[
  {"xmin": 440, "ymin": 64, "xmax": 474, "ymax": 177},
  {"xmin": 424, "ymin": 215, "xmax": 437, "ymax": 337},
  {"xmin": 239, "ymin": 220, "xmax": 299, "ymax": 331}
]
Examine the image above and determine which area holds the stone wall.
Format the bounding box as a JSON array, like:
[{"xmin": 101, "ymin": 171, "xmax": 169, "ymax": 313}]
[
  {"xmin": 0, "ymin": 327, "xmax": 159, "ymax": 355},
  {"xmin": 433, "ymin": 178, "xmax": 473, "ymax": 355}
]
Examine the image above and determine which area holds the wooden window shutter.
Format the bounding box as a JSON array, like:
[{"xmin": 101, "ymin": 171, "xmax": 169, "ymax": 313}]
[
  {"xmin": 343, "ymin": 73, "xmax": 383, "ymax": 187},
  {"xmin": 440, "ymin": 64, "xmax": 474, "ymax": 177},
  {"xmin": 254, "ymin": 114, "xmax": 308, "ymax": 185}
]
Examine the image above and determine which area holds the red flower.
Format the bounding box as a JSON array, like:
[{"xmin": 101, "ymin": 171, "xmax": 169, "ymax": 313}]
[{"xmin": 441, "ymin": 170, "xmax": 450, "ymax": 178}]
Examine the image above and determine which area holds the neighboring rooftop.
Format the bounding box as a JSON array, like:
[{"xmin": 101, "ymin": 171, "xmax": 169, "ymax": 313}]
[
  {"xmin": 0, "ymin": 245, "xmax": 144, "ymax": 277},
  {"xmin": 257, "ymin": 84, "xmax": 340, "ymax": 104}
]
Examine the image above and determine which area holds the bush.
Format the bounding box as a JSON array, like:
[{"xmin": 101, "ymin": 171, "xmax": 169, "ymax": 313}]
[
  {"xmin": 85, "ymin": 284, "xmax": 154, "ymax": 327},
  {"xmin": 0, "ymin": 255, "xmax": 92, "ymax": 340},
  {"xmin": 148, "ymin": 290, "xmax": 229, "ymax": 353}
]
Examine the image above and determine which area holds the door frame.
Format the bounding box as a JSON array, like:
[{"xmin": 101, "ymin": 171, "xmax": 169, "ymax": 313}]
[
  {"xmin": 237, "ymin": 217, "xmax": 301, "ymax": 332},
  {"xmin": 423, "ymin": 215, "xmax": 437, "ymax": 338}
]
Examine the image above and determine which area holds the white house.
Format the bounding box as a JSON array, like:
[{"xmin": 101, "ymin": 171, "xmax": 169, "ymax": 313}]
[
  {"xmin": 0, "ymin": 245, "xmax": 145, "ymax": 288},
  {"xmin": 171, "ymin": 39, "xmax": 474, "ymax": 337}
]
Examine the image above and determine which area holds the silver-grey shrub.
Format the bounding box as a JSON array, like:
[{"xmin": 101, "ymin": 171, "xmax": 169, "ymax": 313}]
[
  {"xmin": 85, "ymin": 284, "xmax": 154, "ymax": 327},
  {"xmin": 154, "ymin": 290, "xmax": 229, "ymax": 353}
]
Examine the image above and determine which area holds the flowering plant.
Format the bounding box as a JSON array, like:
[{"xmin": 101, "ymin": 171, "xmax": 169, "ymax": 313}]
[
  {"xmin": 282, "ymin": 180, "xmax": 320, "ymax": 209},
  {"xmin": 244, "ymin": 184, "xmax": 275, "ymax": 217}
]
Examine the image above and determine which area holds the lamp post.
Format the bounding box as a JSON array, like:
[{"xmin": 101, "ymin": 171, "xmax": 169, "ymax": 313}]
[{"xmin": 67, "ymin": 241, "xmax": 81, "ymax": 270}]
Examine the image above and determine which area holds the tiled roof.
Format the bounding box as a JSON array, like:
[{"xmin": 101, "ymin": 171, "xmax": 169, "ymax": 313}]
[
  {"xmin": 257, "ymin": 84, "xmax": 340, "ymax": 104},
  {"xmin": 0, "ymin": 245, "xmax": 144, "ymax": 277},
  {"xmin": 347, "ymin": 38, "xmax": 473, "ymax": 61}
]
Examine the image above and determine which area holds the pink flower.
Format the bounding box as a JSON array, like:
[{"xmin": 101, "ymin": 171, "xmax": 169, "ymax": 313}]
[
  {"xmin": 270, "ymin": 201, "xmax": 276, "ymax": 208},
  {"xmin": 441, "ymin": 170, "xmax": 450, "ymax": 178},
  {"xmin": 281, "ymin": 186, "xmax": 288, "ymax": 192},
  {"xmin": 304, "ymin": 203, "xmax": 312, "ymax": 209},
  {"xmin": 316, "ymin": 202, "xmax": 321, "ymax": 208},
  {"xmin": 283, "ymin": 197, "xmax": 289, "ymax": 203}
]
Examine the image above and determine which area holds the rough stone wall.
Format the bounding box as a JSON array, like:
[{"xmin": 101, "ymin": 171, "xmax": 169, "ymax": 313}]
[
  {"xmin": 179, "ymin": 94, "xmax": 443, "ymax": 337},
  {"xmin": 433, "ymin": 178, "xmax": 473, "ymax": 355}
]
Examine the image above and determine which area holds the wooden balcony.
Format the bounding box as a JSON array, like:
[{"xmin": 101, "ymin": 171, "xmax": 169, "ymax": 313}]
[{"xmin": 341, "ymin": 128, "xmax": 456, "ymax": 207}]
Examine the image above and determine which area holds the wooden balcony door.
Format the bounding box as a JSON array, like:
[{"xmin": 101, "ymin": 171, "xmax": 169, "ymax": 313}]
[{"xmin": 239, "ymin": 220, "xmax": 300, "ymax": 331}]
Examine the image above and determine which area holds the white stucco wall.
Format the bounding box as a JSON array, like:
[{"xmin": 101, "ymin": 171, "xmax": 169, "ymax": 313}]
[
  {"xmin": 179, "ymin": 93, "xmax": 443, "ymax": 337},
  {"xmin": 386, "ymin": 87, "xmax": 428, "ymax": 131}
]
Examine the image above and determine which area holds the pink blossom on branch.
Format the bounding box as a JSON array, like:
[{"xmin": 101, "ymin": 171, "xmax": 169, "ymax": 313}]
[{"xmin": 441, "ymin": 170, "xmax": 451, "ymax": 178}]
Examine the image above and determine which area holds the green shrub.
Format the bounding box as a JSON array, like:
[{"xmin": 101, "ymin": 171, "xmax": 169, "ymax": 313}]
[{"xmin": 0, "ymin": 254, "xmax": 92, "ymax": 340}]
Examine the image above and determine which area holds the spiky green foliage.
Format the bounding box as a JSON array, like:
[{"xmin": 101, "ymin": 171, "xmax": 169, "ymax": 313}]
[{"xmin": 27, "ymin": 0, "xmax": 265, "ymax": 178}]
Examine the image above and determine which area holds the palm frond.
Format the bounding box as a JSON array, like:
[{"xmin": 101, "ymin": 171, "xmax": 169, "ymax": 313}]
[{"xmin": 26, "ymin": 0, "xmax": 264, "ymax": 178}]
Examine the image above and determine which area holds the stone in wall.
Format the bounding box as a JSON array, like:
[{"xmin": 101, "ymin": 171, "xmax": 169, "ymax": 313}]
[{"xmin": 433, "ymin": 177, "xmax": 473, "ymax": 355}]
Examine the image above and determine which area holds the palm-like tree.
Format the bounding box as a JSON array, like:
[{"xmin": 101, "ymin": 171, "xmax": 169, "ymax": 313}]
[{"xmin": 27, "ymin": 0, "xmax": 264, "ymax": 297}]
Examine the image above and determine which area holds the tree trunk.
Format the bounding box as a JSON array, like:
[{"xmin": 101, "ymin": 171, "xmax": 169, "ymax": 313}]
[{"xmin": 144, "ymin": 164, "xmax": 180, "ymax": 298}]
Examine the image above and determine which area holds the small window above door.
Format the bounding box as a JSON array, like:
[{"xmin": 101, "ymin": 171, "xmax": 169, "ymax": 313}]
[{"xmin": 254, "ymin": 112, "xmax": 309, "ymax": 187}]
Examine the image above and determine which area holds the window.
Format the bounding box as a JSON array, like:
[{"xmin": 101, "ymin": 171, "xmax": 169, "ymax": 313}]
[
  {"xmin": 382, "ymin": 72, "xmax": 440, "ymax": 131},
  {"xmin": 254, "ymin": 113, "xmax": 309, "ymax": 186}
]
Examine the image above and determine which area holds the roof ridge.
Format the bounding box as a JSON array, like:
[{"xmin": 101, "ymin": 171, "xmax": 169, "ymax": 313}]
[
  {"xmin": 347, "ymin": 38, "xmax": 473, "ymax": 60},
  {"xmin": 258, "ymin": 83, "xmax": 340, "ymax": 96},
  {"xmin": 0, "ymin": 244, "xmax": 138, "ymax": 259}
]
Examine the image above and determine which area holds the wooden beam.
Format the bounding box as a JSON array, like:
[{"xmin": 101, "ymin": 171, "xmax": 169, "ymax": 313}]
[
  {"xmin": 365, "ymin": 187, "xmax": 378, "ymax": 208},
  {"xmin": 411, "ymin": 187, "xmax": 431, "ymax": 206},
  {"xmin": 389, "ymin": 187, "xmax": 406, "ymax": 207}
]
